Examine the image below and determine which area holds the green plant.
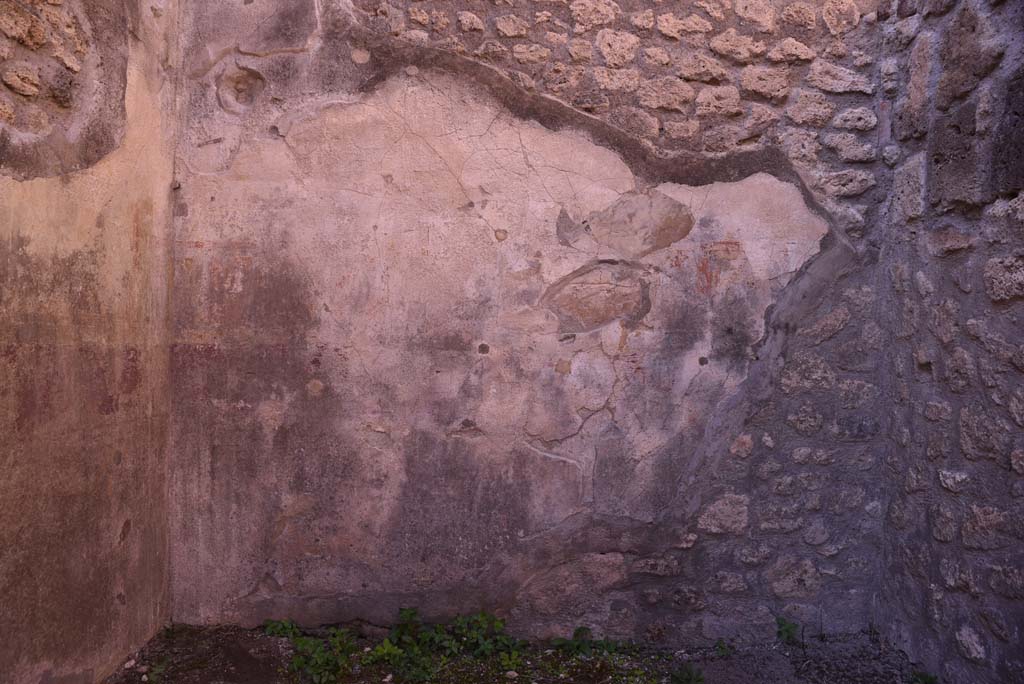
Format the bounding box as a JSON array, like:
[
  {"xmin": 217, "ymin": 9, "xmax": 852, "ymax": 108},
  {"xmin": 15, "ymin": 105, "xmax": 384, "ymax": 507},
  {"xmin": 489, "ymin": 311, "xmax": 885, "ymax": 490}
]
[
  {"xmin": 775, "ymin": 616, "xmax": 801, "ymax": 646},
  {"xmin": 364, "ymin": 638, "xmax": 406, "ymax": 669},
  {"xmin": 499, "ymin": 649, "xmax": 523, "ymax": 672},
  {"xmin": 551, "ymin": 626, "xmax": 620, "ymax": 657},
  {"xmin": 450, "ymin": 611, "xmax": 522, "ymax": 658},
  {"xmin": 910, "ymin": 671, "xmax": 939, "ymax": 684},
  {"xmin": 671, "ymin": 663, "xmax": 705, "ymax": 684},
  {"xmin": 714, "ymin": 638, "xmax": 734, "ymax": 658},
  {"xmin": 264, "ymin": 619, "xmax": 302, "ymax": 639},
  {"xmin": 263, "ymin": 620, "xmax": 357, "ymax": 684}
]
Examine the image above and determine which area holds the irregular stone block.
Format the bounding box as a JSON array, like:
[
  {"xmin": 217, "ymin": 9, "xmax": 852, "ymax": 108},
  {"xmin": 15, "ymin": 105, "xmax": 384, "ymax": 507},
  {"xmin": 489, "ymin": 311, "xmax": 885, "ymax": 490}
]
[
  {"xmin": 596, "ymin": 29, "xmax": 640, "ymax": 67},
  {"xmin": 992, "ymin": 65, "xmax": 1024, "ymax": 195},
  {"xmin": 806, "ymin": 60, "xmax": 874, "ymax": 94},
  {"xmin": 735, "ymin": 0, "xmax": 776, "ymax": 32},
  {"xmin": 698, "ymin": 494, "xmax": 750, "ymax": 534},
  {"xmin": 893, "ymin": 32, "xmax": 934, "ymax": 140},
  {"xmin": 928, "ymin": 99, "xmax": 995, "ymax": 208},
  {"xmin": 781, "ymin": 2, "xmax": 817, "ymax": 30},
  {"xmin": 677, "ymin": 52, "xmax": 729, "ymax": 83},
  {"xmin": 818, "ymin": 169, "xmax": 876, "ymax": 197},
  {"xmin": 823, "ymin": 133, "xmax": 877, "ymax": 162},
  {"xmin": 570, "ymin": 0, "xmax": 620, "ymax": 32},
  {"xmin": 696, "ymin": 85, "xmax": 742, "ymax": 116},
  {"xmin": 710, "ymin": 28, "xmax": 767, "ymax": 63},
  {"xmin": 983, "ymin": 255, "xmax": 1024, "ymax": 301},
  {"xmin": 766, "ymin": 557, "xmax": 822, "ymax": 598},
  {"xmin": 638, "ymin": 77, "xmax": 695, "ymax": 111},
  {"xmin": 657, "ymin": 12, "xmax": 713, "ymax": 39},
  {"xmin": 822, "ymin": 0, "xmax": 860, "ymax": 35},
  {"xmin": 891, "ymin": 153, "xmax": 926, "ymax": 222},
  {"xmin": 832, "ymin": 106, "xmax": 878, "ymax": 131},
  {"xmin": 739, "ymin": 65, "xmax": 791, "ymax": 101},
  {"xmin": 767, "ymin": 37, "xmax": 816, "ymax": 62},
  {"xmin": 936, "ymin": 2, "xmax": 1004, "ymax": 110},
  {"xmin": 785, "ymin": 89, "xmax": 835, "ymax": 126}
]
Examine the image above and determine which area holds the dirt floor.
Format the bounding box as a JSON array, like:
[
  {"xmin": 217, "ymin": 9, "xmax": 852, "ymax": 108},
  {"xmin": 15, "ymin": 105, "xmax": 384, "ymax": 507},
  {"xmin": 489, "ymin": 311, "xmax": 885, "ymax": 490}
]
[{"xmin": 103, "ymin": 622, "xmax": 934, "ymax": 684}]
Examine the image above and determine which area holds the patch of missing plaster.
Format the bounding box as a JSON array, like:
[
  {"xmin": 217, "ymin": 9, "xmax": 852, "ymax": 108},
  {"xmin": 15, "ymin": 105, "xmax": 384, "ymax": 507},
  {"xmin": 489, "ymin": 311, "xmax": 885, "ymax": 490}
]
[
  {"xmin": 217, "ymin": 65, "xmax": 267, "ymax": 114},
  {"xmin": 580, "ymin": 191, "xmax": 695, "ymax": 259},
  {"xmin": 0, "ymin": 0, "xmax": 128, "ymax": 180},
  {"xmin": 542, "ymin": 261, "xmax": 650, "ymax": 334}
]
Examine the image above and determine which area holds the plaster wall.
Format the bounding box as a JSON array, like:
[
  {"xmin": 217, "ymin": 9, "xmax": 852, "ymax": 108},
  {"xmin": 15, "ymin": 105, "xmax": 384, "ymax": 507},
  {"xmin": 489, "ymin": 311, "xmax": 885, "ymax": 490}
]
[
  {"xmin": 1, "ymin": 0, "xmax": 1022, "ymax": 682},
  {"xmin": 0, "ymin": 2, "xmax": 176, "ymax": 682}
]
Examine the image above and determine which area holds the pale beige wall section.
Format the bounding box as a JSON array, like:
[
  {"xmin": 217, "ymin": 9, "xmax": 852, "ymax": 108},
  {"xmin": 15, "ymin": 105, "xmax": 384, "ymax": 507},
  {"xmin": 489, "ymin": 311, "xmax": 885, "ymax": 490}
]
[
  {"xmin": 0, "ymin": 6, "xmax": 177, "ymax": 683},
  {"xmin": 169, "ymin": 70, "xmax": 828, "ymax": 638}
]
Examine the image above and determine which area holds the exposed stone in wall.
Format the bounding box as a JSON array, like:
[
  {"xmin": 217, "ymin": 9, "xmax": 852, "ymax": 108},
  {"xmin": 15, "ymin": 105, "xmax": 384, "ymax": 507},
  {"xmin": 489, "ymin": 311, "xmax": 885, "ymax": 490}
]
[
  {"xmin": 875, "ymin": 0, "xmax": 1024, "ymax": 681},
  {"xmin": 0, "ymin": 0, "xmax": 130, "ymax": 180}
]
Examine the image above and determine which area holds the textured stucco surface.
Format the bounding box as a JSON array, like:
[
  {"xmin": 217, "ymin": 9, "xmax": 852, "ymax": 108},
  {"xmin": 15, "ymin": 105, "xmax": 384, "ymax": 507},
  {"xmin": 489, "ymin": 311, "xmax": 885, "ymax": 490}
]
[
  {"xmin": 0, "ymin": 3, "xmax": 175, "ymax": 683},
  {"xmin": 169, "ymin": 69, "xmax": 829, "ymax": 634},
  {"xmin": 1, "ymin": 0, "xmax": 1023, "ymax": 682}
]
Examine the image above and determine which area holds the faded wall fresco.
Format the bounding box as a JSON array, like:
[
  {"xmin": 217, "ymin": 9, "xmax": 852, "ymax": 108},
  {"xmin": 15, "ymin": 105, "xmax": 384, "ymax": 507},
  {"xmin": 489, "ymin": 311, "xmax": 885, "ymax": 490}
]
[
  {"xmin": 0, "ymin": 2, "xmax": 175, "ymax": 682},
  {"xmin": 1, "ymin": 0, "xmax": 1022, "ymax": 682},
  {"xmin": 169, "ymin": 70, "xmax": 829, "ymax": 634}
]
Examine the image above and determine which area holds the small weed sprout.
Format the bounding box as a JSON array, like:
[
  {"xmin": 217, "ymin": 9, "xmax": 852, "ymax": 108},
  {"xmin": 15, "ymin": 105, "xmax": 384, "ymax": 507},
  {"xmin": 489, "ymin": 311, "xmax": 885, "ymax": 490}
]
[{"xmin": 775, "ymin": 616, "xmax": 801, "ymax": 646}]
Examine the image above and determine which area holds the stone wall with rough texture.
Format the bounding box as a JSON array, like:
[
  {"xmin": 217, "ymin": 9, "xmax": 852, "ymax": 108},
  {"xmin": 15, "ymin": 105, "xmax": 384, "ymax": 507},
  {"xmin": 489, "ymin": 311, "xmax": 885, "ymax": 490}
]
[
  {"xmin": 1, "ymin": 0, "xmax": 1022, "ymax": 681},
  {"xmin": 875, "ymin": 0, "xmax": 1024, "ymax": 681},
  {"xmin": 0, "ymin": 2, "xmax": 176, "ymax": 682}
]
